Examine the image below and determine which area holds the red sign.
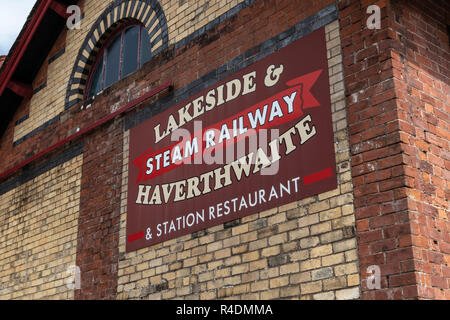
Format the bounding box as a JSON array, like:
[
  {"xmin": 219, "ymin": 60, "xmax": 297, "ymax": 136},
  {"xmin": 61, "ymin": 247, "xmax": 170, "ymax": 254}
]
[{"xmin": 126, "ymin": 27, "xmax": 337, "ymax": 252}]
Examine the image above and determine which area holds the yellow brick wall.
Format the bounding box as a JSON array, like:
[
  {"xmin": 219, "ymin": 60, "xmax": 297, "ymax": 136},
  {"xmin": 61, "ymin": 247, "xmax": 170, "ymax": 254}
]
[
  {"xmin": 13, "ymin": 0, "xmax": 246, "ymax": 143},
  {"xmin": 0, "ymin": 155, "xmax": 83, "ymax": 300},
  {"xmin": 117, "ymin": 20, "xmax": 360, "ymax": 300},
  {"xmin": 162, "ymin": 0, "xmax": 242, "ymax": 43}
]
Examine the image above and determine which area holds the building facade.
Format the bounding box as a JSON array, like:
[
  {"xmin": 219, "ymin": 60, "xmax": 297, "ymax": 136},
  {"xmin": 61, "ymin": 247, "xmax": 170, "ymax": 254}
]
[{"xmin": 0, "ymin": 0, "xmax": 448, "ymax": 300}]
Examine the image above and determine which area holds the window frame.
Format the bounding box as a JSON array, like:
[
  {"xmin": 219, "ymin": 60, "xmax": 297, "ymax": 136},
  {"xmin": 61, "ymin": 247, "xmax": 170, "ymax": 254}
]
[{"xmin": 85, "ymin": 22, "xmax": 147, "ymax": 99}]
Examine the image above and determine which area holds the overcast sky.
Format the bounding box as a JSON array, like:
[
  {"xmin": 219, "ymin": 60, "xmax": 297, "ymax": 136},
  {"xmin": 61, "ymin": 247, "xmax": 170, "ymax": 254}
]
[{"xmin": 0, "ymin": 0, "xmax": 36, "ymax": 55}]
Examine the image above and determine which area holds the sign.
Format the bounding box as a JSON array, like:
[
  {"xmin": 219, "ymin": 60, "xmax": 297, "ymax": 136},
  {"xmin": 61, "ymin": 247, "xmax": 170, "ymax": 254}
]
[{"xmin": 126, "ymin": 27, "xmax": 337, "ymax": 252}]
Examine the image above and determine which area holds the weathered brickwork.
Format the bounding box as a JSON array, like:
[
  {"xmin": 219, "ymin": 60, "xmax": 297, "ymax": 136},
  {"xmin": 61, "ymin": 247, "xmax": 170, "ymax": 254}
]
[
  {"xmin": 339, "ymin": 0, "xmax": 449, "ymax": 300},
  {"xmin": 162, "ymin": 0, "xmax": 246, "ymax": 44},
  {"xmin": 0, "ymin": 0, "xmax": 447, "ymax": 301},
  {"xmin": 117, "ymin": 19, "xmax": 360, "ymax": 300},
  {"xmin": 74, "ymin": 121, "xmax": 124, "ymax": 300},
  {"xmin": 389, "ymin": 0, "xmax": 449, "ymax": 300},
  {"xmin": 0, "ymin": 154, "xmax": 83, "ymax": 300}
]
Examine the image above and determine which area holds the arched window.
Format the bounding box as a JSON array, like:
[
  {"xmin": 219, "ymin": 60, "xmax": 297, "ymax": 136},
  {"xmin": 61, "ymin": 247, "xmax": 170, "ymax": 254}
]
[{"xmin": 87, "ymin": 23, "xmax": 152, "ymax": 98}]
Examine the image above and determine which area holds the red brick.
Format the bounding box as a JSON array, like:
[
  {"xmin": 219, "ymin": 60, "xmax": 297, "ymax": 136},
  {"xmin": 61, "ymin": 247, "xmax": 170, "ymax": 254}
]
[
  {"xmin": 355, "ymin": 205, "xmax": 381, "ymax": 219},
  {"xmin": 369, "ymin": 214, "xmax": 396, "ymax": 229},
  {"xmin": 370, "ymin": 239, "xmax": 397, "ymax": 253},
  {"xmin": 359, "ymin": 230, "xmax": 383, "ymax": 244},
  {"xmin": 389, "ymin": 272, "xmax": 417, "ymax": 287},
  {"xmin": 386, "ymin": 248, "xmax": 414, "ymax": 264}
]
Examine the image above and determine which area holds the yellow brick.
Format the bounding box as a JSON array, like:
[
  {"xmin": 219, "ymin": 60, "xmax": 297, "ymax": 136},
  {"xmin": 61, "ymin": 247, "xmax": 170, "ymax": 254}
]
[
  {"xmin": 224, "ymin": 255, "xmax": 241, "ymax": 266},
  {"xmin": 233, "ymin": 284, "xmax": 250, "ymax": 295},
  {"xmin": 301, "ymin": 258, "xmax": 322, "ymax": 271},
  {"xmin": 278, "ymin": 220, "xmax": 298, "ymax": 233},
  {"xmin": 214, "ymin": 248, "xmax": 231, "ymax": 260},
  {"xmin": 310, "ymin": 244, "xmax": 333, "ymax": 258},
  {"xmin": 323, "ymin": 277, "xmax": 347, "ymax": 291},
  {"xmin": 162, "ymin": 289, "xmax": 176, "ymax": 299},
  {"xmin": 269, "ymin": 276, "xmax": 289, "ymax": 288},
  {"xmin": 342, "ymin": 204, "xmax": 354, "ymax": 216},
  {"xmin": 332, "ymin": 215, "xmax": 355, "ymax": 229},
  {"xmin": 280, "ymin": 262, "xmax": 300, "ymax": 275},
  {"xmin": 260, "ymin": 267, "xmax": 280, "ymax": 280},
  {"xmin": 242, "ymin": 251, "xmax": 259, "ymax": 262},
  {"xmin": 261, "ymin": 289, "xmax": 280, "ymax": 300},
  {"xmin": 278, "ymin": 201, "xmax": 298, "ymax": 212},
  {"xmin": 242, "ymin": 292, "xmax": 260, "ymax": 300},
  {"xmin": 136, "ymin": 262, "xmax": 149, "ymax": 272},
  {"xmin": 268, "ymin": 233, "xmax": 287, "ymax": 246},
  {"xmin": 0, "ymin": 154, "xmax": 81, "ymax": 300},
  {"xmin": 215, "ymin": 267, "xmax": 231, "ymax": 278},
  {"xmin": 310, "ymin": 222, "xmax": 332, "ymax": 235},
  {"xmin": 280, "ymin": 285, "xmax": 301, "ymax": 298},
  {"xmin": 313, "ymin": 291, "xmax": 335, "ymax": 300},
  {"xmin": 259, "ymin": 207, "xmax": 278, "ymax": 218},
  {"xmin": 318, "ymin": 187, "xmax": 340, "ymax": 200},
  {"xmin": 261, "ymin": 246, "xmax": 280, "ymax": 257},
  {"xmin": 345, "ymin": 249, "xmax": 359, "ymax": 262},
  {"xmin": 251, "ymin": 280, "xmax": 269, "ymax": 292},
  {"xmin": 298, "ymin": 214, "xmax": 319, "ymax": 227},
  {"xmin": 308, "ymin": 200, "xmax": 330, "ymax": 213},
  {"xmin": 289, "ymin": 250, "xmax": 309, "ymax": 262},
  {"xmin": 347, "ymin": 273, "xmax": 360, "ymax": 287},
  {"xmin": 142, "ymin": 269, "xmax": 156, "ymax": 278},
  {"xmin": 334, "ymin": 262, "xmax": 358, "ymax": 276},
  {"xmin": 268, "ymin": 212, "xmax": 286, "ymax": 225},
  {"xmin": 290, "ymin": 272, "xmax": 311, "ymax": 284},
  {"xmin": 249, "ymin": 259, "xmax": 268, "ymax": 271},
  {"xmin": 289, "ymin": 227, "xmax": 309, "ymax": 240},
  {"xmin": 240, "ymin": 231, "xmax": 257, "ymax": 243},
  {"xmin": 183, "ymin": 256, "xmax": 198, "ymax": 268},
  {"xmin": 231, "ymin": 264, "xmax": 249, "ymax": 275},
  {"xmin": 301, "ymin": 281, "xmax": 322, "ymax": 294},
  {"xmin": 232, "ymin": 224, "xmax": 248, "ymax": 236},
  {"xmin": 336, "ymin": 287, "xmax": 360, "ymax": 300},
  {"xmin": 322, "ymin": 253, "xmax": 345, "ymax": 266},
  {"xmin": 207, "ymin": 241, "xmax": 222, "ymax": 253}
]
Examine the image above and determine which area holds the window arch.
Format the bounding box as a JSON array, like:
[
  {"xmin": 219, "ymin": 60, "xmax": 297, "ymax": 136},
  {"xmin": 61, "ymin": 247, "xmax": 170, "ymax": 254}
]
[
  {"xmin": 86, "ymin": 23, "xmax": 152, "ymax": 98},
  {"xmin": 65, "ymin": 0, "xmax": 169, "ymax": 109}
]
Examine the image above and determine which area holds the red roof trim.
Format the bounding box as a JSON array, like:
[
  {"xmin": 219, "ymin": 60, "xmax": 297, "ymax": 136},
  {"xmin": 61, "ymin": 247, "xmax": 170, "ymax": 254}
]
[
  {"xmin": 49, "ymin": 0, "xmax": 71, "ymax": 19},
  {"xmin": 6, "ymin": 80, "xmax": 34, "ymax": 99},
  {"xmin": 0, "ymin": 0, "xmax": 53, "ymax": 97}
]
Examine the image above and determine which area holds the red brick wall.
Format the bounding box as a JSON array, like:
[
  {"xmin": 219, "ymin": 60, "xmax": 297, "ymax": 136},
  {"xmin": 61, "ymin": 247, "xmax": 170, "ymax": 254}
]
[
  {"xmin": 74, "ymin": 121, "xmax": 123, "ymax": 299},
  {"xmin": 340, "ymin": 0, "xmax": 449, "ymax": 300},
  {"xmin": 390, "ymin": 0, "xmax": 449, "ymax": 300}
]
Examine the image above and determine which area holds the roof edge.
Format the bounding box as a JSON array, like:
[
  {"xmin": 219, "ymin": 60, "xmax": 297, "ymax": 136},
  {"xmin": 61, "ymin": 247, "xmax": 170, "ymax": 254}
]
[{"xmin": 0, "ymin": 0, "xmax": 52, "ymax": 97}]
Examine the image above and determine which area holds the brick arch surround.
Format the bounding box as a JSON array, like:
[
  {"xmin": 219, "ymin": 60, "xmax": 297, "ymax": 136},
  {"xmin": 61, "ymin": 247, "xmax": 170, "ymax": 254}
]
[{"xmin": 64, "ymin": 0, "xmax": 169, "ymax": 109}]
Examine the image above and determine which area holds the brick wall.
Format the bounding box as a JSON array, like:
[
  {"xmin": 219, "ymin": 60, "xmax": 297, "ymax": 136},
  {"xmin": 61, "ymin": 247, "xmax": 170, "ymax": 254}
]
[
  {"xmin": 0, "ymin": 152, "xmax": 83, "ymax": 299},
  {"xmin": 74, "ymin": 122, "xmax": 123, "ymax": 300},
  {"xmin": 390, "ymin": 0, "xmax": 449, "ymax": 300},
  {"xmin": 0, "ymin": 0, "xmax": 447, "ymax": 301},
  {"xmin": 116, "ymin": 18, "xmax": 361, "ymax": 300},
  {"xmin": 340, "ymin": 0, "xmax": 449, "ymax": 300}
]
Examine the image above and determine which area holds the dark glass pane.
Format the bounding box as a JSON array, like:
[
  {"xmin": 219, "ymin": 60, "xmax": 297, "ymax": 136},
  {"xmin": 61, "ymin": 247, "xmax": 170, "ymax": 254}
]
[
  {"xmin": 104, "ymin": 33, "xmax": 121, "ymax": 88},
  {"xmin": 140, "ymin": 27, "xmax": 152, "ymax": 67},
  {"xmin": 122, "ymin": 26, "xmax": 139, "ymax": 78},
  {"xmin": 88, "ymin": 55, "xmax": 104, "ymax": 97}
]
